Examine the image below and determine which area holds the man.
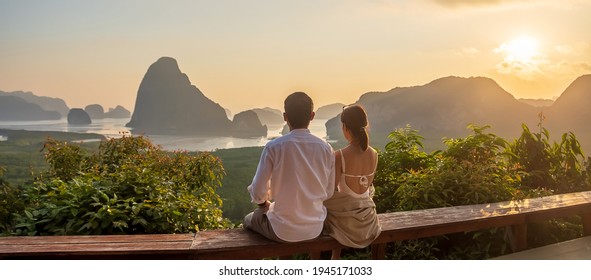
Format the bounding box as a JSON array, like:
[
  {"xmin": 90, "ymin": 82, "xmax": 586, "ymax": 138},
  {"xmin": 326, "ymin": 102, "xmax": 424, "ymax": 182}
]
[{"xmin": 244, "ymin": 92, "xmax": 335, "ymax": 242}]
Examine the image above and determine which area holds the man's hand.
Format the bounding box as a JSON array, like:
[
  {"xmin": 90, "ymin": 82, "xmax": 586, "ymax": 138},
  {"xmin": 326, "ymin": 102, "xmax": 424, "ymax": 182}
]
[{"xmin": 258, "ymin": 200, "xmax": 270, "ymax": 208}]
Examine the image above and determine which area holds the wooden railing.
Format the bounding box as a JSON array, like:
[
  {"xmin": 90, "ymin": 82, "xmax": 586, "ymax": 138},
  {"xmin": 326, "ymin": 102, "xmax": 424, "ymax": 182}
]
[{"xmin": 1, "ymin": 191, "xmax": 591, "ymax": 260}]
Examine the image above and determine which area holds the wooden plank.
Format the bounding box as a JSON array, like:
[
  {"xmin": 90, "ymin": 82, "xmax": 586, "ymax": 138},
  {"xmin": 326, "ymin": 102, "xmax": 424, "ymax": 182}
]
[
  {"xmin": 492, "ymin": 236, "xmax": 591, "ymax": 260},
  {"xmin": 0, "ymin": 233, "xmax": 194, "ymax": 245},
  {"xmin": 191, "ymin": 229, "xmax": 340, "ymax": 259},
  {"xmin": 0, "ymin": 234, "xmax": 196, "ymax": 259},
  {"xmin": 0, "ymin": 241, "xmax": 191, "ymax": 254}
]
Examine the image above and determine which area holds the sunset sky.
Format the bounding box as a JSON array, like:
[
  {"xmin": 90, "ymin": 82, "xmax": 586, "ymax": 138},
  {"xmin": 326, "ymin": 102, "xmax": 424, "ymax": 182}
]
[{"xmin": 1, "ymin": 0, "xmax": 590, "ymax": 114}]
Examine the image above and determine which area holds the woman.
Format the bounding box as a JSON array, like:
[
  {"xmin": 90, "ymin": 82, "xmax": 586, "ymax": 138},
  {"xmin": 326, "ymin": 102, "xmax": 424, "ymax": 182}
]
[{"xmin": 324, "ymin": 104, "xmax": 381, "ymax": 259}]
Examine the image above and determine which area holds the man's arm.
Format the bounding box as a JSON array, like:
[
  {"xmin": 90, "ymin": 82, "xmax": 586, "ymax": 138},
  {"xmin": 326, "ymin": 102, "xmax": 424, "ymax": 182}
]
[{"xmin": 247, "ymin": 146, "xmax": 273, "ymax": 205}]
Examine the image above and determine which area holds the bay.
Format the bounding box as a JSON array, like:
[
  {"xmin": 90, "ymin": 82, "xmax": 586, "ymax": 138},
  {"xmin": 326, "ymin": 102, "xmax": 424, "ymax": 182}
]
[{"xmin": 0, "ymin": 118, "xmax": 331, "ymax": 151}]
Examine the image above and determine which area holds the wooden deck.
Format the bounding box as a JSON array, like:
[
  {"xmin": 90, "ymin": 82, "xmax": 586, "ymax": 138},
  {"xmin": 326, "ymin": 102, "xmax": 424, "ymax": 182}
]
[
  {"xmin": 492, "ymin": 235, "xmax": 591, "ymax": 260},
  {"xmin": 1, "ymin": 191, "xmax": 591, "ymax": 259}
]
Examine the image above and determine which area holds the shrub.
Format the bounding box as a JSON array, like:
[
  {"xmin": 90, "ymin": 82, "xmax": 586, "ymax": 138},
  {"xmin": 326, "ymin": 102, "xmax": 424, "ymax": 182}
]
[
  {"xmin": 374, "ymin": 123, "xmax": 590, "ymax": 259},
  {"xmin": 11, "ymin": 136, "xmax": 231, "ymax": 235},
  {"xmin": 0, "ymin": 167, "xmax": 26, "ymax": 233}
]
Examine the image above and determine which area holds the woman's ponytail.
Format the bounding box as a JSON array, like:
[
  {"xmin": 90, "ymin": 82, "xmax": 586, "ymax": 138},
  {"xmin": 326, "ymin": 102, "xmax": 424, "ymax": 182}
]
[{"xmin": 341, "ymin": 105, "xmax": 370, "ymax": 151}]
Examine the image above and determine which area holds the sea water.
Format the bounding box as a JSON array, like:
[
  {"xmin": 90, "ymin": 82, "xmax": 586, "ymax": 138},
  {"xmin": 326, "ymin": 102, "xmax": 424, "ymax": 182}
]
[{"xmin": 0, "ymin": 118, "xmax": 330, "ymax": 151}]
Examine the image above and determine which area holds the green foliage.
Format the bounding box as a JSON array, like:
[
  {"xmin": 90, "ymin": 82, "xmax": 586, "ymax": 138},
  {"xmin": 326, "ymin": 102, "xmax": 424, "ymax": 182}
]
[
  {"xmin": 10, "ymin": 135, "xmax": 231, "ymax": 236},
  {"xmin": 506, "ymin": 123, "xmax": 590, "ymax": 194},
  {"xmin": 373, "ymin": 125, "xmax": 437, "ymax": 212},
  {"xmin": 0, "ymin": 129, "xmax": 102, "ymax": 186},
  {"xmin": 374, "ymin": 123, "xmax": 590, "ymax": 259},
  {"xmin": 0, "ymin": 167, "xmax": 26, "ymax": 233}
]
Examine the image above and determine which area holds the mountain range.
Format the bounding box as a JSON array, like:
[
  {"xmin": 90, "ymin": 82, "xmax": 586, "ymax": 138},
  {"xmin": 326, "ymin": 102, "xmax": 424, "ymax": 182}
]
[
  {"xmin": 0, "ymin": 91, "xmax": 130, "ymax": 121},
  {"xmin": 326, "ymin": 75, "xmax": 591, "ymax": 151}
]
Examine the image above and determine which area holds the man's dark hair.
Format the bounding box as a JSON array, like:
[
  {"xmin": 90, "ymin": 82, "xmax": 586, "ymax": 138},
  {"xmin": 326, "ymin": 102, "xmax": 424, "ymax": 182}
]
[{"xmin": 284, "ymin": 92, "xmax": 313, "ymax": 129}]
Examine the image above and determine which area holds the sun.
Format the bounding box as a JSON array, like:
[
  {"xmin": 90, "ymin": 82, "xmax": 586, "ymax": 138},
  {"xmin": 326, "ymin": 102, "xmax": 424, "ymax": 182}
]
[
  {"xmin": 498, "ymin": 36, "xmax": 540, "ymax": 64},
  {"xmin": 494, "ymin": 35, "xmax": 546, "ymax": 79}
]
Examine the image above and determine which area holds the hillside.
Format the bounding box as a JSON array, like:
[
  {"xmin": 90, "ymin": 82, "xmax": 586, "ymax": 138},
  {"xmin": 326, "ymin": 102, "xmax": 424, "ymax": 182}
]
[
  {"xmin": 326, "ymin": 76, "xmax": 541, "ymax": 148},
  {"xmin": 545, "ymin": 74, "xmax": 591, "ymax": 147},
  {"xmin": 316, "ymin": 103, "xmax": 345, "ymax": 119}
]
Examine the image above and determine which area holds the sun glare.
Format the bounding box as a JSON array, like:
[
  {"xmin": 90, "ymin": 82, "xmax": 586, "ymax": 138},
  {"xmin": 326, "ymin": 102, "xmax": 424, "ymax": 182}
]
[
  {"xmin": 495, "ymin": 35, "xmax": 546, "ymax": 79},
  {"xmin": 498, "ymin": 36, "xmax": 539, "ymax": 63}
]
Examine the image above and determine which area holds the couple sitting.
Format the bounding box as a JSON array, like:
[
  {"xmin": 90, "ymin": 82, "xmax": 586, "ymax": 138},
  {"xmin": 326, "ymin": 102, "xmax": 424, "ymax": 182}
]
[{"xmin": 244, "ymin": 92, "xmax": 381, "ymax": 259}]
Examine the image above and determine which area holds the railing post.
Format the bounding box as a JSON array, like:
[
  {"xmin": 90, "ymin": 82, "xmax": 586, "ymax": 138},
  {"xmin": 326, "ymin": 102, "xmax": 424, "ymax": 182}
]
[
  {"xmin": 308, "ymin": 251, "xmax": 322, "ymax": 260},
  {"xmin": 510, "ymin": 223, "xmax": 528, "ymax": 252},
  {"xmin": 371, "ymin": 243, "xmax": 386, "ymax": 260},
  {"xmin": 582, "ymin": 212, "xmax": 591, "ymax": 236}
]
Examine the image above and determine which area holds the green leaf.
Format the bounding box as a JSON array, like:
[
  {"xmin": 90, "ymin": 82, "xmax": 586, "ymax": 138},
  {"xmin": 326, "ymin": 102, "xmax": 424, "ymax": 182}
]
[{"xmin": 24, "ymin": 210, "xmax": 33, "ymax": 220}]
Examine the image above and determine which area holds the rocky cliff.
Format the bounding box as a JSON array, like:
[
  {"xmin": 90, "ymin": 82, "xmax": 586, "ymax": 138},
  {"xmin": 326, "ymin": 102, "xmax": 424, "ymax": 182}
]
[
  {"xmin": 232, "ymin": 110, "xmax": 267, "ymax": 137},
  {"xmin": 67, "ymin": 108, "xmax": 92, "ymax": 125},
  {"xmin": 126, "ymin": 57, "xmax": 232, "ymax": 135}
]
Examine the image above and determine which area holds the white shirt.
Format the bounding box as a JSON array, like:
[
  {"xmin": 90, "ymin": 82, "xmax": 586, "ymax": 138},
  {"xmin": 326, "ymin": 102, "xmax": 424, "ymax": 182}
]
[{"xmin": 248, "ymin": 128, "xmax": 335, "ymax": 242}]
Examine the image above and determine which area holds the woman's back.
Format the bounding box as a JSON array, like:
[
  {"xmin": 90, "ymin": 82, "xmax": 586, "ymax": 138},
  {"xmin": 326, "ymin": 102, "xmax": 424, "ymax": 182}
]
[{"xmin": 335, "ymin": 145, "xmax": 378, "ymax": 197}]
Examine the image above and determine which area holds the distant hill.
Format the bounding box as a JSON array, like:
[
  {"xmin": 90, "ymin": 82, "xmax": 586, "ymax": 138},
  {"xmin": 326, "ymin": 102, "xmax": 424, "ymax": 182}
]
[
  {"xmin": 85, "ymin": 104, "xmax": 105, "ymax": 119},
  {"xmin": 126, "ymin": 57, "xmax": 232, "ymax": 135},
  {"xmin": 0, "ymin": 91, "xmax": 69, "ymax": 117},
  {"xmin": 518, "ymin": 98, "xmax": 554, "ymax": 107},
  {"xmin": 326, "ymin": 76, "xmax": 540, "ymax": 148},
  {"xmin": 316, "ymin": 103, "xmax": 345, "ymax": 120},
  {"xmin": 84, "ymin": 104, "xmax": 130, "ymax": 119},
  {"xmin": 104, "ymin": 105, "xmax": 131, "ymax": 119},
  {"xmin": 232, "ymin": 110, "xmax": 268, "ymax": 137},
  {"xmin": 545, "ymin": 74, "xmax": 591, "ymax": 145},
  {"xmin": 252, "ymin": 107, "xmax": 283, "ymax": 127},
  {"xmin": 67, "ymin": 108, "xmax": 91, "ymax": 125},
  {"xmin": 0, "ymin": 95, "xmax": 62, "ymax": 121}
]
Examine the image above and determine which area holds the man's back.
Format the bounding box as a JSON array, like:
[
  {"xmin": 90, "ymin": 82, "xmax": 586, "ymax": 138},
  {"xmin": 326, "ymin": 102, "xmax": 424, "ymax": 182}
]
[{"xmin": 249, "ymin": 128, "xmax": 335, "ymax": 242}]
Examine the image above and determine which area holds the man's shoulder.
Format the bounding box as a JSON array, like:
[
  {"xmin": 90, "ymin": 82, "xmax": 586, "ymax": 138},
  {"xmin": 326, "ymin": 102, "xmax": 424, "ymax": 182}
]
[{"xmin": 266, "ymin": 131, "xmax": 332, "ymax": 150}]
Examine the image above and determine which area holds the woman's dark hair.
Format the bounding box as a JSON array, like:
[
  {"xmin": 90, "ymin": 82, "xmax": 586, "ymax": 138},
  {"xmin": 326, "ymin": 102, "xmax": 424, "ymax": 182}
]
[
  {"xmin": 341, "ymin": 104, "xmax": 369, "ymax": 151},
  {"xmin": 284, "ymin": 92, "xmax": 313, "ymax": 129}
]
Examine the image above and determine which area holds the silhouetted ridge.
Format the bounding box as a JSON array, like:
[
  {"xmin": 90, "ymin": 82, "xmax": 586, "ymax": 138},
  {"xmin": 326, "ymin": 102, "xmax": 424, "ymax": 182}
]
[
  {"xmin": 0, "ymin": 91, "xmax": 69, "ymax": 117},
  {"xmin": 0, "ymin": 96, "xmax": 61, "ymax": 121}
]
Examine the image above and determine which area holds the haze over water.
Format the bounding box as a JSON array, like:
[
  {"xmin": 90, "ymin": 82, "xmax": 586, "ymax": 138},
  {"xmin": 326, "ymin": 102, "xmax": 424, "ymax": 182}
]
[{"xmin": 0, "ymin": 118, "xmax": 330, "ymax": 151}]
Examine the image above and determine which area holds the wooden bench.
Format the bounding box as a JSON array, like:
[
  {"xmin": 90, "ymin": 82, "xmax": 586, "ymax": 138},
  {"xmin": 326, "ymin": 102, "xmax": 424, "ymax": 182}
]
[{"xmin": 1, "ymin": 191, "xmax": 591, "ymax": 259}]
